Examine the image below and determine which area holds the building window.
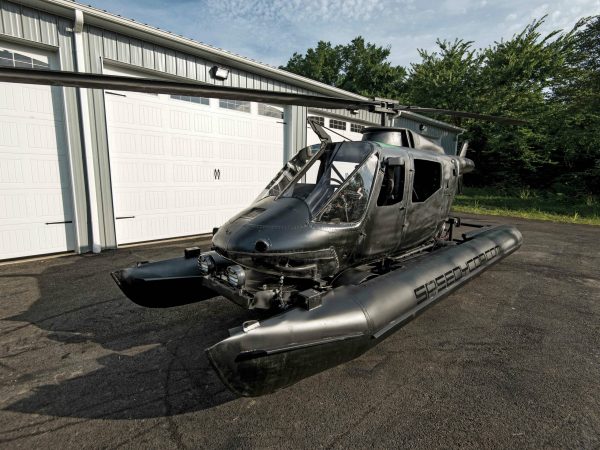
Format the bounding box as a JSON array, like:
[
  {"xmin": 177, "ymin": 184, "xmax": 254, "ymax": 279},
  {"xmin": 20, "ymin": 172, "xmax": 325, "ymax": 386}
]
[
  {"xmin": 258, "ymin": 104, "xmax": 283, "ymax": 119},
  {"xmin": 170, "ymin": 95, "xmax": 209, "ymax": 105},
  {"xmin": 219, "ymin": 99, "xmax": 251, "ymax": 113},
  {"xmin": 309, "ymin": 116, "xmax": 325, "ymax": 126},
  {"xmin": 350, "ymin": 123, "xmax": 364, "ymax": 133},
  {"xmin": 329, "ymin": 119, "xmax": 346, "ymax": 130},
  {"xmin": 0, "ymin": 50, "xmax": 49, "ymax": 69}
]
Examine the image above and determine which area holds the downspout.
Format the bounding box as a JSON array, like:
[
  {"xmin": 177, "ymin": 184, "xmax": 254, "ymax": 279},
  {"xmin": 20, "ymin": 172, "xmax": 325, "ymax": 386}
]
[{"xmin": 73, "ymin": 9, "xmax": 101, "ymax": 253}]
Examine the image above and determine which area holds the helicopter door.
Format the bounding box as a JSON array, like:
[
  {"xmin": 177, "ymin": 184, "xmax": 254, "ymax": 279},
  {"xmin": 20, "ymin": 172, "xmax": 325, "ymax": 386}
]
[
  {"xmin": 400, "ymin": 155, "xmax": 445, "ymax": 249},
  {"xmin": 359, "ymin": 154, "xmax": 409, "ymax": 256}
]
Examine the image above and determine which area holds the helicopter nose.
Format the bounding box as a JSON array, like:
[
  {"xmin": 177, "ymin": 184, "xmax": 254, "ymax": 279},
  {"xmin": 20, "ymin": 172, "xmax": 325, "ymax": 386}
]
[
  {"xmin": 227, "ymin": 226, "xmax": 272, "ymax": 253},
  {"xmin": 214, "ymin": 197, "xmax": 311, "ymax": 254}
]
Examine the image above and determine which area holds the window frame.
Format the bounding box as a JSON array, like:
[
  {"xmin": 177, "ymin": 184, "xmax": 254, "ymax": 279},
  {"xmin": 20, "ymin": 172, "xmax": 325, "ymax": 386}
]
[
  {"xmin": 350, "ymin": 123, "xmax": 364, "ymax": 133},
  {"xmin": 329, "ymin": 119, "xmax": 347, "ymax": 131},
  {"xmin": 411, "ymin": 158, "xmax": 443, "ymax": 203},
  {"xmin": 258, "ymin": 103, "xmax": 283, "ymax": 119},
  {"xmin": 377, "ymin": 163, "xmax": 406, "ymax": 207},
  {"xmin": 170, "ymin": 94, "xmax": 210, "ymax": 106},
  {"xmin": 218, "ymin": 98, "xmax": 251, "ymax": 113}
]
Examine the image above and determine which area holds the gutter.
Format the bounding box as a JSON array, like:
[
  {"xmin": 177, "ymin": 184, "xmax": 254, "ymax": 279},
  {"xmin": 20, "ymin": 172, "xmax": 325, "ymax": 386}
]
[{"xmin": 73, "ymin": 8, "xmax": 101, "ymax": 253}]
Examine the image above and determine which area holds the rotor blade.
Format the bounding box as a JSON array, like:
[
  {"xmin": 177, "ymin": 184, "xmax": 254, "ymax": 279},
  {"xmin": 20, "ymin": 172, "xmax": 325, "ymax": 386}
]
[
  {"xmin": 399, "ymin": 106, "xmax": 528, "ymax": 125},
  {"xmin": 0, "ymin": 67, "xmax": 377, "ymax": 110}
]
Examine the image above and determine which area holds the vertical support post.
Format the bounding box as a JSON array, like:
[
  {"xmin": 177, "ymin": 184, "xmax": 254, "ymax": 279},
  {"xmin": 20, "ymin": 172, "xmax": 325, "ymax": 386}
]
[
  {"xmin": 74, "ymin": 9, "xmax": 102, "ymax": 253},
  {"xmin": 283, "ymin": 105, "xmax": 307, "ymax": 163}
]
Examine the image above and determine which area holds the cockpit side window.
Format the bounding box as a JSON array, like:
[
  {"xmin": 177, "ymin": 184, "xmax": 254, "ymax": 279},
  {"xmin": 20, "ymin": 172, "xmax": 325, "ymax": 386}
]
[
  {"xmin": 412, "ymin": 159, "xmax": 442, "ymax": 203},
  {"xmin": 377, "ymin": 164, "xmax": 405, "ymax": 206}
]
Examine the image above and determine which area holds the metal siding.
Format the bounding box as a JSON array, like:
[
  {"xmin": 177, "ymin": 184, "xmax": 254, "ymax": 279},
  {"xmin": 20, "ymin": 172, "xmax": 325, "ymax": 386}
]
[
  {"xmin": 195, "ymin": 58, "xmax": 206, "ymax": 82},
  {"xmin": 164, "ymin": 47, "xmax": 176, "ymax": 74},
  {"xmin": 74, "ymin": 25, "xmax": 334, "ymax": 96},
  {"xmin": 129, "ymin": 37, "xmax": 143, "ymax": 66},
  {"xmin": 394, "ymin": 116, "xmax": 458, "ymax": 154},
  {"xmin": 230, "ymin": 68, "xmax": 239, "ymax": 88},
  {"xmin": 142, "ymin": 40, "xmax": 154, "ymax": 69},
  {"xmin": 185, "ymin": 54, "xmax": 195, "ymax": 79},
  {"xmin": 1, "ymin": 1, "xmax": 23, "ymax": 38},
  {"xmin": 116, "ymin": 33, "xmax": 130, "ymax": 63},
  {"xmin": 283, "ymin": 105, "xmax": 307, "ymax": 161},
  {"xmin": 154, "ymin": 45, "xmax": 165, "ymax": 71},
  {"xmin": 20, "ymin": 5, "xmax": 40, "ymax": 42},
  {"xmin": 58, "ymin": 17, "xmax": 90, "ymax": 252},
  {"xmin": 84, "ymin": 25, "xmax": 117, "ymax": 247},
  {"xmin": 102, "ymin": 30, "xmax": 117, "ymax": 60},
  {"xmin": 175, "ymin": 51, "xmax": 186, "ymax": 77},
  {"xmin": 38, "ymin": 11, "xmax": 57, "ymax": 46}
]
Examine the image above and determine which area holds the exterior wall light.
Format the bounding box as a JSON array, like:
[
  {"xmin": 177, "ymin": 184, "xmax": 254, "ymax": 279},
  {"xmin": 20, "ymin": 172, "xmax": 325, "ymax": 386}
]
[{"xmin": 210, "ymin": 65, "xmax": 229, "ymax": 80}]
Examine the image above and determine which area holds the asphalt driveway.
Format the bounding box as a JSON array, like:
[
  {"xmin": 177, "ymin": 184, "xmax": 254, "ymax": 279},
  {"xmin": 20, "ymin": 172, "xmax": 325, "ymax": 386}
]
[{"xmin": 0, "ymin": 213, "xmax": 598, "ymax": 448}]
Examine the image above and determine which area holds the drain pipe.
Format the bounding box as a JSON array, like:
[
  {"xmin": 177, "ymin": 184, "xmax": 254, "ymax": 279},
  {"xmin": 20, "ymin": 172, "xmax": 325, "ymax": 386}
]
[{"xmin": 73, "ymin": 10, "xmax": 101, "ymax": 253}]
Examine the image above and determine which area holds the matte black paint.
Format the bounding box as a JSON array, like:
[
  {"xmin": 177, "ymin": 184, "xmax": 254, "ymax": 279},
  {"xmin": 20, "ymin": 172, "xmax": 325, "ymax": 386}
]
[{"xmin": 206, "ymin": 225, "xmax": 523, "ymax": 396}]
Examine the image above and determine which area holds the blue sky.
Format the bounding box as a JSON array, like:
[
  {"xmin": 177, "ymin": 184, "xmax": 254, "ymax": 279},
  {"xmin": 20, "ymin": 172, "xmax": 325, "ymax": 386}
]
[{"xmin": 86, "ymin": 0, "xmax": 599, "ymax": 68}]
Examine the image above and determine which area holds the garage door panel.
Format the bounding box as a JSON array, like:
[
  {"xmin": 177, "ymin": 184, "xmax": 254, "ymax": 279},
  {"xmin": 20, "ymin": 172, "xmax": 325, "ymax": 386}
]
[
  {"xmin": 0, "ymin": 83, "xmax": 64, "ymax": 119},
  {"xmin": 0, "ymin": 222, "xmax": 74, "ymax": 260},
  {"xmin": 0, "ymin": 119, "xmax": 67, "ymax": 156},
  {"xmin": 171, "ymin": 136, "xmax": 215, "ymax": 159},
  {"xmin": 0, "ymin": 120, "xmax": 19, "ymax": 148},
  {"xmin": 105, "ymin": 68, "xmax": 284, "ymax": 245},
  {"xmin": 0, "ymin": 44, "xmax": 75, "ymax": 260},
  {"xmin": 0, "ymin": 188, "xmax": 72, "ymax": 222}
]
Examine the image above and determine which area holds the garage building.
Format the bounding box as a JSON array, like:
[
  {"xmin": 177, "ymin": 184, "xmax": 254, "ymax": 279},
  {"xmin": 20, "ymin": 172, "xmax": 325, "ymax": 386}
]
[{"xmin": 0, "ymin": 0, "xmax": 463, "ymax": 261}]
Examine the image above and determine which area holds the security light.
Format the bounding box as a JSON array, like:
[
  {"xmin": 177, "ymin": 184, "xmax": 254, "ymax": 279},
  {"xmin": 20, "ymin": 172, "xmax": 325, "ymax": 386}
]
[{"xmin": 210, "ymin": 65, "xmax": 229, "ymax": 80}]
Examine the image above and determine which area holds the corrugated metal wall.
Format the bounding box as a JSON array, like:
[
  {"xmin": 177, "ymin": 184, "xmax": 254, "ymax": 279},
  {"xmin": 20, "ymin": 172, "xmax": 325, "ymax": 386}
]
[{"xmin": 394, "ymin": 115, "xmax": 460, "ymax": 155}]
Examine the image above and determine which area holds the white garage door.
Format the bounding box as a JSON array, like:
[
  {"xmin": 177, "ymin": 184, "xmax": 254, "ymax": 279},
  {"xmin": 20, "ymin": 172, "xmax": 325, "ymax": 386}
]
[
  {"xmin": 0, "ymin": 43, "xmax": 75, "ymax": 260},
  {"xmin": 104, "ymin": 66, "xmax": 284, "ymax": 245}
]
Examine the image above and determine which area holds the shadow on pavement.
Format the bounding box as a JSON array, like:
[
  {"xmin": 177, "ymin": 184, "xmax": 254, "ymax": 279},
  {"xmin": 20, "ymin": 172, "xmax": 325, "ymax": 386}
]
[{"xmin": 1, "ymin": 245, "xmax": 256, "ymax": 419}]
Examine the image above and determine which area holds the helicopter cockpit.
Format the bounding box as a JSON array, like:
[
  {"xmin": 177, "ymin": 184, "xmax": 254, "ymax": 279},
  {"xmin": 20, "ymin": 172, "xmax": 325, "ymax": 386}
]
[{"xmin": 258, "ymin": 142, "xmax": 378, "ymax": 223}]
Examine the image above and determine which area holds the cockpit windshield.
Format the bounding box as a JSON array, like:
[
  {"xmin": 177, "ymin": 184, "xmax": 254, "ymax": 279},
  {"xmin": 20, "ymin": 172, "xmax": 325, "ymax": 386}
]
[
  {"xmin": 256, "ymin": 143, "xmax": 322, "ymax": 201},
  {"xmin": 257, "ymin": 141, "xmax": 378, "ymax": 223}
]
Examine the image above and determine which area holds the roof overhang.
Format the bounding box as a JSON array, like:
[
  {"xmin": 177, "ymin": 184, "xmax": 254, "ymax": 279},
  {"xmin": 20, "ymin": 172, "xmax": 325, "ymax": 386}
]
[{"xmin": 15, "ymin": 0, "xmax": 368, "ymax": 100}]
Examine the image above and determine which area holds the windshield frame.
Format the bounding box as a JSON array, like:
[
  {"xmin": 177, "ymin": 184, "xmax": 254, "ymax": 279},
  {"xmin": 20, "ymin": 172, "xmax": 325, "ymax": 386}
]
[
  {"xmin": 313, "ymin": 148, "xmax": 379, "ymax": 224},
  {"xmin": 275, "ymin": 143, "xmax": 329, "ymax": 201}
]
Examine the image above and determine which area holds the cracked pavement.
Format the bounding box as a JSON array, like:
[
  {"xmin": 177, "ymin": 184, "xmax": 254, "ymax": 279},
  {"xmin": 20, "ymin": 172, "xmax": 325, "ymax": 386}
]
[{"xmin": 0, "ymin": 213, "xmax": 598, "ymax": 449}]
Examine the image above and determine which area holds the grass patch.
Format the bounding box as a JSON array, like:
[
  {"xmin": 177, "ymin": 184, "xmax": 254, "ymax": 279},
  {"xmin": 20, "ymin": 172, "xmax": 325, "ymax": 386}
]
[{"xmin": 453, "ymin": 187, "xmax": 600, "ymax": 226}]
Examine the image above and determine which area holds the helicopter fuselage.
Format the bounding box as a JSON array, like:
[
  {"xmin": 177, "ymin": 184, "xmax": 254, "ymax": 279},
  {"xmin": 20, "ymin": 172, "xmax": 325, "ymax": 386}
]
[{"xmin": 212, "ymin": 140, "xmax": 472, "ymax": 284}]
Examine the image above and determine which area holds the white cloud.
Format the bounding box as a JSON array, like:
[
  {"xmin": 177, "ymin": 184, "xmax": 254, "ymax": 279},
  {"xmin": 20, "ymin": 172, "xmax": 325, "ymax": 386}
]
[{"xmin": 87, "ymin": 0, "xmax": 600, "ymax": 68}]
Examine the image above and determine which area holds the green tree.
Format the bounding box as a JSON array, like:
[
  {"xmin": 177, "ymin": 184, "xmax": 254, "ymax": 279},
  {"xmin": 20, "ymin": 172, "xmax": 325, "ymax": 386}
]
[
  {"xmin": 547, "ymin": 16, "xmax": 600, "ymax": 195},
  {"xmin": 281, "ymin": 37, "xmax": 406, "ymax": 98},
  {"xmin": 404, "ymin": 19, "xmax": 576, "ymax": 188},
  {"xmin": 405, "ymin": 39, "xmax": 481, "ymax": 124}
]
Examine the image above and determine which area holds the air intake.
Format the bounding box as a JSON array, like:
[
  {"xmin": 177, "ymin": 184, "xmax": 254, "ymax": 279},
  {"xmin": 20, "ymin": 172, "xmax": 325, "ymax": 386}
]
[{"xmin": 361, "ymin": 127, "xmax": 410, "ymax": 146}]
